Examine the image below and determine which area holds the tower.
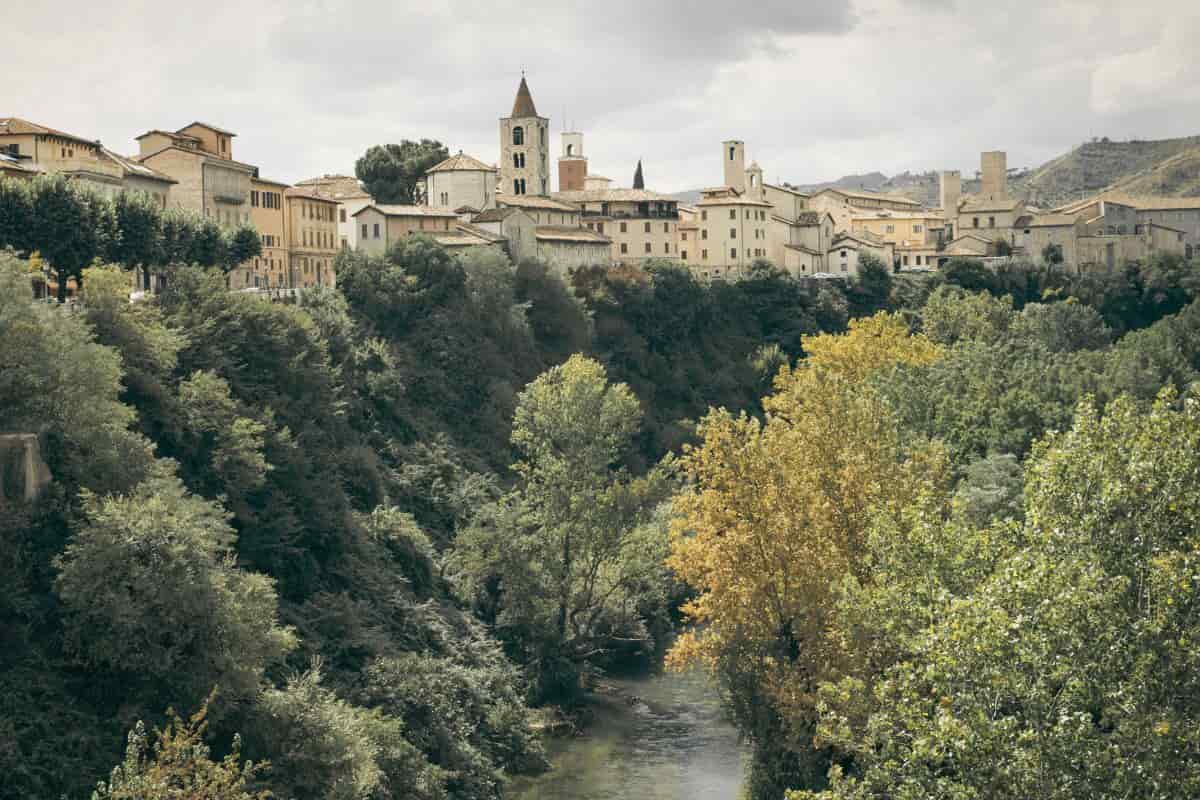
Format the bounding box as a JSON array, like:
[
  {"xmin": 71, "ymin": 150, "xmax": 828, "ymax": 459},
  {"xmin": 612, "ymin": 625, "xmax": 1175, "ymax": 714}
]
[
  {"xmin": 500, "ymin": 76, "xmax": 550, "ymax": 197},
  {"xmin": 981, "ymin": 151, "xmax": 1007, "ymax": 199},
  {"xmin": 746, "ymin": 161, "xmax": 764, "ymax": 200},
  {"xmin": 559, "ymin": 131, "xmax": 586, "ymax": 192},
  {"xmin": 632, "ymin": 159, "xmax": 644, "ymax": 190},
  {"xmin": 939, "ymin": 170, "xmax": 961, "ymax": 240},
  {"xmin": 723, "ymin": 140, "xmax": 746, "ymax": 193}
]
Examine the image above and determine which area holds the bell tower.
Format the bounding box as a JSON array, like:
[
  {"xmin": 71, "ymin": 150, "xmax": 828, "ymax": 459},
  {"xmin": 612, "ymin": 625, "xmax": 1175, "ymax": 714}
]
[
  {"xmin": 559, "ymin": 130, "xmax": 586, "ymax": 192},
  {"xmin": 500, "ymin": 76, "xmax": 550, "ymax": 197}
]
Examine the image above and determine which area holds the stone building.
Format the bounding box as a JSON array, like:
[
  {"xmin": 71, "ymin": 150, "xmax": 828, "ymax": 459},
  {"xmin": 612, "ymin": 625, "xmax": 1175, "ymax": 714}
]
[
  {"xmin": 556, "ymin": 187, "xmax": 681, "ymax": 266},
  {"xmin": 232, "ymin": 177, "xmax": 290, "ymax": 290},
  {"xmin": 1012, "ymin": 197, "xmax": 1187, "ymax": 272},
  {"xmin": 424, "ymin": 152, "xmax": 497, "ymax": 211},
  {"xmin": 532, "ymin": 226, "xmax": 612, "ymax": 274},
  {"xmin": 295, "ymin": 174, "xmax": 373, "ymax": 251},
  {"xmin": 828, "ymin": 231, "xmax": 894, "ymax": 277},
  {"xmin": 136, "ymin": 122, "xmax": 254, "ymax": 225},
  {"xmin": 472, "ymin": 206, "xmax": 538, "ymax": 264},
  {"xmin": 499, "ymin": 77, "xmax": 550, "ymax": 197},
  {"xmin": 807, "ymin": 186, "xmax": 924, "ymax": 232},
  {"xmin": 690, "ymin": 186, "xmax": 772, "ymax": 280},
  {"xmin": 558, "ymin": 131, "xmax": 587, "ymax": 192},
  {"xmin": 352, "ymin": 204, "xmax": 462, "ymax": 256},
  {"xmin": 496, "ymin": 193, "xmax": 582, "ymax": 226},
  {"xmin": 1055, "ymin": 193, "xmax": 1200, "ymax": 260},
  {"xmin": 285, "ymin": 188, "xmax": 338, "ymax": 288}
]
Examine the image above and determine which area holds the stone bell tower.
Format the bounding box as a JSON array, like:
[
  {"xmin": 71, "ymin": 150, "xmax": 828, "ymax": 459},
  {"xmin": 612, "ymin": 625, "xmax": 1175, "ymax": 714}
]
[{"xmin": 500, "ymin": 76, "xmax": 550, "ymax": 197}]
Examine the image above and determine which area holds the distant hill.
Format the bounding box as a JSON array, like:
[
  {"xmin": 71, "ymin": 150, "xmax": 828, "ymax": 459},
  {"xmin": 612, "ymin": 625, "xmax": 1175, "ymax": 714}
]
[{"xmin": 670, "ymin": 135, "xmax": 1200, "ymax": 211}]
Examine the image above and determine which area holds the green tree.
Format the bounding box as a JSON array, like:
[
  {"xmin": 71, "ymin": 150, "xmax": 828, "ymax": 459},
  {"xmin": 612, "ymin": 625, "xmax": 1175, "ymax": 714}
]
[
  {"xmin": 454, "ymin": 355, "xmax": 672, "ymax": 700},
  {"xmin": 919, "ymin": 283, "xmax": 1014, "ymax": 346},
  {"xmin": 93, "ymin": 697, "xmax": 268, "ymax": 800},
  {"xmin": 112, "ymin": 191, "xmax": 164, "ymax": 289},
  {"xmin": 354, "ymin": 140, "xmax": 449, "ymax": 204},
  {"xmin": 0, "ymin": 176, "xmax": 33, "ymax": 254},
  {"xmin": 54, "ymin": 463, "xmax": 296, "ymax": 707},
  {"xmin": 28, "ymin": 175, "xmax": 118, "ymax": 301},
  {"xmin": 844, "ymin": 253, "xmax": 892, "ymax": 317},
  {"xmin": 223, "ymin": 224, "xmax": 263, "ymax": 273}
]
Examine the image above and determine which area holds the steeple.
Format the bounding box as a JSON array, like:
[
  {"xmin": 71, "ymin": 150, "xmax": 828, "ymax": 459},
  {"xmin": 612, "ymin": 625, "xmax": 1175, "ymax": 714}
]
[
  {"xmin": 632, "ymin": 159, "xmax": 644, "ymax": 190},
  {"xmin": 511, "ymin": 76, "xmax": 539, "ymax": 118}
]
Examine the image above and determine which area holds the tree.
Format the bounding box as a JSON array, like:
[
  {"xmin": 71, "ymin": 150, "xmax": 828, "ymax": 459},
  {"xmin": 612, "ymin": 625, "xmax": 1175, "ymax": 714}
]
[
  {"xmin": 666, "ymin": 313, "xmax": 946, "ymax": 797},
  {"xmin": 797, "ymin": 392, "xmax": 1200, "ymax": 800},
  {"xmin": 0, "ymin": 176, "xmax": 32, "ymax": 255},
  {"xmin": 919, "ymin": 283, "xmax": 1014, "ymax": 346},
  {"xmin": 54, "ymin": 463, "xmax": 296, "ymax": 707},
  {"xmin": 27, "ymin": 175, "xmax": 118, "ymax": 301},
  {"xmin": 92, "ymin": 696, "xmax": 268, "ymax": 800},
  {"xmin": 355, "ymin": 140, "xmax": 449, "ymax": 204},
  {"xmin": 112, "ymin": 191, "xmax": 164, "ymax": 289},
  {"xmin": 940, "ymin": 256, "xmax": 996, "ymax": 294},
  {"xmin": 454, "ymin": 355, "xmax": 672, "ymax": 701},
  {"xmin": 223, "ymin": 225, "xmax": 263, "ymax": 273},
  {"xmin": 844, "ymin": 253, "xmax": 892, "ymax": 317},
  {"xmin": 1042, "ymin": 241, "xmax": 1064, "ymax": 265}
]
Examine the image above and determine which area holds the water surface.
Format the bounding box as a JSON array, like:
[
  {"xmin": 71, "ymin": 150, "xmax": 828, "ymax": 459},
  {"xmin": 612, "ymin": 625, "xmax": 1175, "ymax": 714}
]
[{"xmin": 509, "ymin": 669, "xmax": 746, "ymax": 800}]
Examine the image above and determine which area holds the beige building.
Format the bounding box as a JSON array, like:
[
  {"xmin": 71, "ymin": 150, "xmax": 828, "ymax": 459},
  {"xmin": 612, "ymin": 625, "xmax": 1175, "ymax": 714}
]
[
  {"xmin": 136, "ymin": 122, "xmax": 254, "ymax": 225},
  {"xmin": 1055, "ymin": 193, "xmax": 1200, "ymax": 260},
  {"xmin": 295, "ymin": 174, "xmax": 373, "ymax": 251},
  {"xmin": 556, "ymin": 187, "xmax": 681, "ymax": 265},
  {"xmin": 352, "ymin": 204, "xmax": 461, "ymax": 256},
  {"xmin": 425, "ymin": 152, "xmax": 497, "ymax": 212},
  {"xmin": 497, "ymin": 193, "xmax": 581, "ymax": 226},
  {"xmin": 285, "ymin": 188, "xmax": 338, "ymax": 288},
  {"xmin": 771, "ymin": 210, "xmax": 836, "ymax": 276},
  {"xmin": 690, "ymin": 186, "xmax": 773, "ymax": 280},
  {"xmin": 102, "ymin": 148, "xmax": 176, "ymax": 205},
  {"xmin": 500, "ymin": 77, "xmax": 550, "ymax": 197},
  {"xmin": 0, "ymin": 151, "xmax": 40, "ymax": 180},
  {"xmin": 827, "ymin": 231, "xmax": 894, "ymax": 278},
  {"xmin": 473, "ymin": 206, "xmax": 538, "ymax": 264},
  {"xmin": 230, "ymin": 177, "xmax": 290, "ymax": 290},
  {"xmin": 807, "ymin": 187, "xmax": 924, "ymax": 233}
]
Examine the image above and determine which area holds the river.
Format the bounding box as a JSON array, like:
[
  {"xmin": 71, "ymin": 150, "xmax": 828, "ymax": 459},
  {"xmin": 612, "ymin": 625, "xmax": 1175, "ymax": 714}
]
[{"xmin": 509, "ymin": 668, "xmax": 747, "ymax": 800}]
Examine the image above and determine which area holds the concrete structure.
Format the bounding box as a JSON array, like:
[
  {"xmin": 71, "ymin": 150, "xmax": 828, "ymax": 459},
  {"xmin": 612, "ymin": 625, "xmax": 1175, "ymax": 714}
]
[
  {"xmin": 425, "ymin": 151, "xmax": 497, "ymax": 211},
  {"xmin": 352, "ymin": 204, "xmax": 461, "ymax": 256},
  {"xmin": 136, "ymin": 122, "xmax": 255, "ymax": 225},
  {"xmin": 559, "ymin": 132, "xmax": 586, "ymax": 192},
  {"xmin": 556, "ymin": 188, "xmax": 680, "ymax": 266},
  {"xmin": 285, "ymin": 188, "xmax": 338, "ymax": 287},
  {"xmin": 0, "ymin": 434, "xmax": 52, "ymax": 505},
  {"xmin": 500, "ymin": 77, "xmax": 550, "ymax": 197},
  {"xmin": 980, "ymin": 150, "xmax": 1008, "ymax": 199},
  {"xmin": 723, "ymin": 140, "xmax": 746, "ymax": 194},
  {"xmin": 295, "ymin": 174, "xmax": 373, "ymax": 251}
]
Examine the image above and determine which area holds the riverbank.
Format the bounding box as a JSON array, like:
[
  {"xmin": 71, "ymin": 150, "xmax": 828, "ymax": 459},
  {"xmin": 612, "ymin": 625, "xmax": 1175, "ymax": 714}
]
[{"xmin": 509, "ymin": 668, "xmax": 747, "ymax": 800}]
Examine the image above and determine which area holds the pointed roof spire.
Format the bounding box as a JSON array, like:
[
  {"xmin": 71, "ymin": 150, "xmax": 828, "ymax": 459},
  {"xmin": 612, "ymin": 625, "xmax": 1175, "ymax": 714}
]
[
  {"xmin": 511, "ymin": 76, "xmax": 539, "ymax": 118},
  {"xmin": 632, "ymin": 159, "xmax": 645, "ymax": 190}
]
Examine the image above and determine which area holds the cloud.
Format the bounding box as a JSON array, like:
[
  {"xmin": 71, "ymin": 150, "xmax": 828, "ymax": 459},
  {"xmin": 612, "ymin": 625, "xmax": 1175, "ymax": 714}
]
[{"xmin": 2, "ymin": 0, "xmax": 1197, "ymax": 191}]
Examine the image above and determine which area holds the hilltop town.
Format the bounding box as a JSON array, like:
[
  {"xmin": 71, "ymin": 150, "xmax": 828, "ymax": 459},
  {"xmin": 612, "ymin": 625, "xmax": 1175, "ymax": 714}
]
[{"xmin": 3, "ymin": 76, "xmax": 1197, "ymax": 298}]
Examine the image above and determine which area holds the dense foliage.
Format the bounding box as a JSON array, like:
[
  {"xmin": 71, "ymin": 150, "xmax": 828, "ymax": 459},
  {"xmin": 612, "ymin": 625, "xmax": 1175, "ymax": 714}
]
[{"xmin": 354, "ymin": 140, "xmax": 450, "ymax": 204}]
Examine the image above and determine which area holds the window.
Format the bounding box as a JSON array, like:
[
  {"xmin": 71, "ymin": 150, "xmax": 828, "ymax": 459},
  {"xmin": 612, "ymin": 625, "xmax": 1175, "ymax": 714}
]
[
  {"xmin": 841, "ymin": 263, "xmax": 848, "ymax": 273},
  {"xmin": 702, "ymin": 249, "xmax": 708, "ymax": 259},
  {"xmin": 885, "ymin": 224, "xmax": 894, "ymax": 233},
  {"xmin": 663, "ymin": 222, "xmax": 669, "ymax": 233},
  {"xmin": 617, "ymin": 221, "xmax": 626, "ymax": 233},
  {"xmin": 339, "ymin": 208, "xmax": 346, "ymax": 223},
  {"xmin": 914, "ymin": 224, "xmax": 923, "ymax": 233},
  {"xmin": 597, "ymin": 223, "xmax": 604, "ymax": 234},
  {"xmin": 682, "ymin": 250, "xmax": 687, "ymax": 260},
  {"xmin": 251, "ymin": 190, "xmax": 260, "ymax": 207},
  {"xmin": 373, "ymin": 223, "xmax": 380, "ymax": 239},
  {"xmin": 512, "ymin": 126, "xmax": 524, "ymax": 145},
  {"xmin": 361, "ymin": 223, "xmax": 369, "ymax": 238},
  {"xmin": 701, "ymin": 230, "xmax": 708, "ymax": 240},
  {"xmin": 4, "ymin": 144, "xmax": 17, "ymax": 155},
  {"xmin": 567, "ymin": 143, "xmax": 574, "ymax": 155},
  {"xmin": 701, "ymin": 210, "xmax": 708, "ymax": 221},
  {"xmin": 643, "ymin": 222, "xmax": 651, "ymax": 233},
  {"xmin": 620, "ymin": 243, "xmax": 628, "ymax": 254},
  {"xmin": 973, "ymin": 217, "xmax": 980, "ymax": 228},
  {"xmin": 729, "ymin": 146, "xmax": 736, "ymax": 160},
  {"xmin": 840, "ymin": 250, "xmax": 847, "ymax": 258},
  {"xmin": 988, "ymin": 216, "xmax": 996, "ymax": 228},
  {"xmin": 729, "ymin": 210, "xmax": 736, "ymax": 220},
  {"xmin": 730, "ymin": 248, "xmax": 737, "ymax": 259},
  {"xmin": 745, "ymin": 210, "xmax": 750, "ymax": 219},
  {"xmin": 664, "ymin": 242, "xmax": 670, "ymax": 253},
  {"xmin": 681, "ymin": 232, "xmax": 687, "ymax": 241},
  {"xmin": 645, "ymin": 242, "xmax": 652, "ymax": 253},
  {"xmin": 730, "ymin": 228, "xmax": 736, "ymax": 239},
  {"xmin": 902, "ymin": 255, "xmax": 909, "ymax": 265}
]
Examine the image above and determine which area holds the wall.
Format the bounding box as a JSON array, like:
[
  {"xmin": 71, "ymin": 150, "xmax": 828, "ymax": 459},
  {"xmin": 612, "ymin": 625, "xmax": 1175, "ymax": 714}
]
[
  {"xmin": 427, "ymin": 169, "xmax": 495, "ymax": 211},
  {"xmin": 500, "ymin": 115, "xmax": 550, "ymax": 196},
  {"xmin": 1136, "ymin": 208, "xmax": 1200, "ymax": 254},
  {"xmin": 582, "ymin": 213, "xmax": 679, "ymax": 265},
  {"xmin": 981, "ymin": 150, "xmax": 1007, "ymax": 198},
  {"xmin": 535, "ymin": 239, "xmax": 611, "ymax": 273},
  {"xmin": 558, "ymin": 158, "xmax": 586, "ymax": 192},
  {"xmin": 692, "ymin": 200, "xmax": 770, "ymax": 276},
  {"xmin": 763, "ymin": 184, "xmax": 807, "ymax": 221},
  {"xmin": 722, "ymin": 141, "xmax": 745, "ymax": 192},
  {"xmin": 287, "ymin": 196, "xmax": 338, "ymax": 287}
]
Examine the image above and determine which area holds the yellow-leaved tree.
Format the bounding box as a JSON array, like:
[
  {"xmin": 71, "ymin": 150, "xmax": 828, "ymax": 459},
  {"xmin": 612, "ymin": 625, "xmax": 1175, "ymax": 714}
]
[{"xmin": 666, "ymin": 312, "xmax": 947, "ymax": 798}]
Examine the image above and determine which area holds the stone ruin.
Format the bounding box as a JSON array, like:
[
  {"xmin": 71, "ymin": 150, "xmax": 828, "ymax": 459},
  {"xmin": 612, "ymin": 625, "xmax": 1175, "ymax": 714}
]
[{"xmin": 0, "ymin": 434, "xmax": 52, "ymax": 505}]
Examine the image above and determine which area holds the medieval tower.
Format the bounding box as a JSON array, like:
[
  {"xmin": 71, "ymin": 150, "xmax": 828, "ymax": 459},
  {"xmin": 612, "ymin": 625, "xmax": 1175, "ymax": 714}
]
[
  {"xmin": 500, "ymin": 77, "xmax": 550, "ymax": 197},
  {"xmin": 559, "ymin": 130, "xmax": 586, "ymax": 192}
]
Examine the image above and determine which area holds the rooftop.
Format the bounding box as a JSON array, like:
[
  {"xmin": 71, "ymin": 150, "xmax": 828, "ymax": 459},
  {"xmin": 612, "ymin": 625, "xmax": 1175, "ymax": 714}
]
[
  {"xmin": 0, "ymin": 117, "xmax": 100, "ymax": 148},
  {"xmin": 534, "ymin": 225, "xmax": 611, "ymax": 243},
  {"xmin": 959, "ymin": 196, "xmax": 1024, "ymax": 213},
  {"xmin": 511, "ymin": 76, "xmax": 540, "ymax": 119},
  {"xmin": 353, "ymin": 203, "xmax": 459, "ymax": 218},
  {"xmin": 553, "ymin": 188, "xmax": 679, "ymax": 204},
  {"xmin": 498, "ymin": 194, "xmax": 580, "ymax": 212},
  {"xmin": 284, "ymin": 187, "xmax": 338, "ymax": 202},
  {"xmin": 100, "ymin": 147, "xmax": 177, "ymax": 183},
  {"xmin": 179, "ymin": 121, "xmax": 237, "ymax": 137},
  {"xmin": 472, "ymin": 206, "xmax": 522, "ymax": 223},
  {"xmin": 1026, "ymin": 213, "xmax": 1080, "ymax": 227},
  {"xmin": 426, "ymin": 151, "xmax": 496, "ymax": 174},
  {"xmin": 1056, "ymin": 192, "xmax": 1200, "ymax": 213},
  {"xmin": 812, "ymin": 186, "xmax": 922, "ymax": 206}
]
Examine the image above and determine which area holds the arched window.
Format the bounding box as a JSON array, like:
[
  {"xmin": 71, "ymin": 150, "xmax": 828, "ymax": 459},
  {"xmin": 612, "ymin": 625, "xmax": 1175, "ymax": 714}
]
[
  {"xmin": 513, "ymin": 126, "xmax": 524, "ymax": 145},
  {"xmin": 514, "ymin": 179, "xmax": 520, "ymax": 195},
  {"xmin": 566, "ymin": 143, "xmax": 574, "ymax": 156},
  {"xmin": 729, "ymin": 146, "xmax": 736, "ymax": 161}
]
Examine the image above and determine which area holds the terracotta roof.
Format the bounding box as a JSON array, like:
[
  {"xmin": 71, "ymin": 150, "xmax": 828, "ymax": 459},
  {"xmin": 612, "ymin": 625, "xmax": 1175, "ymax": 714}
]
[
  {"xmin": 134, "ymin": 129, "xmax": 200, "ymax": 143},
  {"xmin": 137, "ymin": 146, "xmax": 257, "ymax": 172},
  {"xmin": 952, "ymin": 232, "xmax": 996, "ymax": 244},
  {"xmin": 353, "ymin": 203, "xmax": 459, "ymax": 218},
  {"xmin": 812, "ymin": 187, "xmax": 922, "ymax": 206},
  {"xmin": 959, "ymin": 196, "xmax": 1024, "ymax": 213},
  {"xmin": 832, "ymin": 230, "xmax": 888, "ymax": 247},
  {"xmin": 534, "ymin": 225, "xmax": 611, "ymax": 243},
  {"xmin": 252, "ymin": 175, "xmax": 292, "ymax": 188},
  {"xmin": 426, "ymin": 152, "xmax": 495, "ymax": 173},
  {"xmin": 472, "ymin": 207, "xmax": 521, "ymax": 223},
  {"xmin": 100, "ymin": 148, "xmax": 177, "ymax": 184},
  {"xmin": 696, "ymin": 193, "xmax": 772, "ymax": 208},
  {"xmin": 0, "ymin": 117, "xmax": 100, "ymax": 148},
  {"xmin": 1028, "ymin": 213, "xmax": 1080, "ymax": 227},
  {"xmin": 434, "ymin": 228, "xmax": 502, "ymax": 247},
  {"xmin": 499, "ymin": 194, "xmax": 580, "ymax": 212},
  {"xmin": 1148, "ymin": 221, "xmax": 1188, "ymax": 234},
  {"xmin": 285, "ymin": 187, "xmax": 338, "ymax": 202},
  {"xmin": 553, "ymin": 188, "xmax": 678, "ymax": 204},
  {"xmin": 511, "ymin": 77, "xmax": 540, "ymax": 118},
  {"xmin": 295, "ymin": 174, "xmax": 369, "ymax": 199},
  {"xmin": 179, "ymin": 121, "xmax": 236, "ymax": 137},
  {"xmin": 455, "ymin": 222, "xmax": 508, "ymax": 243}
]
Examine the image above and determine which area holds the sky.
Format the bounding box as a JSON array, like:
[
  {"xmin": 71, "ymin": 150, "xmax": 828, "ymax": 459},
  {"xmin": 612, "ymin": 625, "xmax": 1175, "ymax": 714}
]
[{"xmin": 7, "ymin": 0, "xmax": 1200, "ymax": 193}]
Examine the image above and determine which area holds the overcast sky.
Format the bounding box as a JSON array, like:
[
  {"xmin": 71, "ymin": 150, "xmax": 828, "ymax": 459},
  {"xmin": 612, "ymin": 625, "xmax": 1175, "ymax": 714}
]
[{"xmin": 8, "ymin": 0, "xmax": 1199, "ymax": 192}]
